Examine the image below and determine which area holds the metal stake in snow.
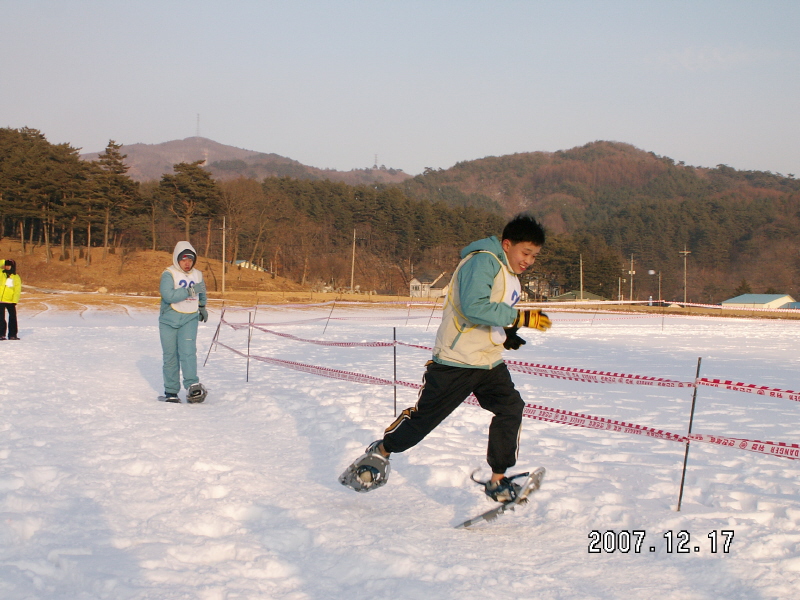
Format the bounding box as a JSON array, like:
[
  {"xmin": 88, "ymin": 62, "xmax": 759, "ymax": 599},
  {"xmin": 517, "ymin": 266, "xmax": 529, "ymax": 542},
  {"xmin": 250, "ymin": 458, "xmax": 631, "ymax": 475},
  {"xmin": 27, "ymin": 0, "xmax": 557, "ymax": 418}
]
[
  {"xmin": 246, "ymin": 311, "xmax": 253, "ymax": 382},
  {"xmin": 677, "ymin": 357, "xmax": 702, "ymax": 511},
  {"xmin": 322, "ymin": 300, "xmax": 337, "ymax": 336},
  {"xmin": 393, "ymin": 327, "xmax": 397, "ymax": 417},
  {"xmin": 426, "ymin": 296, "xmax": 440, "ymax": 332},
  {"xmin": 204, "ymin": 307, "xmax": 226, "ymax": 367}
]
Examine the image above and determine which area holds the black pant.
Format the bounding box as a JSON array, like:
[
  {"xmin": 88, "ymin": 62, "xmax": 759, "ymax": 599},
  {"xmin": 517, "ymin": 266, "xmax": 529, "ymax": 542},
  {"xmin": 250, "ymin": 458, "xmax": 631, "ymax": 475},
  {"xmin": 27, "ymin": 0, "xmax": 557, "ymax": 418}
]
[
  {"xmin": 382, "ymin": 361, "xmax": 525, "ymax": 474},
  {"xmin": 0, "ymin": 303, "xmax": 17, "ymax": 338}
]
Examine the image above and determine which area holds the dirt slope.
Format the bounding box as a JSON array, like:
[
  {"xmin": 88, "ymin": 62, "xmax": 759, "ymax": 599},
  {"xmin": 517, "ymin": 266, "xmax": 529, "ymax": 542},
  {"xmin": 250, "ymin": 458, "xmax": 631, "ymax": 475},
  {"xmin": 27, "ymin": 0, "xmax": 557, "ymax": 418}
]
[{"xmin": 2, "ymin": 239, "xmax": 305, "ymax": 297}]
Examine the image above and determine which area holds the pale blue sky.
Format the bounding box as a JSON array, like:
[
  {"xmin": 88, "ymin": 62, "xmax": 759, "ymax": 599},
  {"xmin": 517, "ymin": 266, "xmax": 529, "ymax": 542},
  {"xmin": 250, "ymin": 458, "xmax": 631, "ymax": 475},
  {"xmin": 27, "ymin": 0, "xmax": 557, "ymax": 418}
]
[{"xmin": 2, "ymin": 0, "xmax": 798, "ymax": 176}]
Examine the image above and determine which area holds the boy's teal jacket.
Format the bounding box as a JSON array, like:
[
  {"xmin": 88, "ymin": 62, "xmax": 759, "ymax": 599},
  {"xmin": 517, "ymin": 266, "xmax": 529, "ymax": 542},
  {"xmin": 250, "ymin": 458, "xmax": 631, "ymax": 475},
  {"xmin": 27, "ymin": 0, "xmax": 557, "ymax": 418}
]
[
  {"xmin": 0, "ymin": 260, "xmax": 21, "ymax": 304},
  {"xmin": 453, "ymin": 236, "xmax": 518, "ymax": 327},
  {"xmin": 432, "ymin": 236, "xmax": 521, "ymax": 369},
  {"xmin": 159, "ymin": 242, "xmax": 207, "ymax": 328}
]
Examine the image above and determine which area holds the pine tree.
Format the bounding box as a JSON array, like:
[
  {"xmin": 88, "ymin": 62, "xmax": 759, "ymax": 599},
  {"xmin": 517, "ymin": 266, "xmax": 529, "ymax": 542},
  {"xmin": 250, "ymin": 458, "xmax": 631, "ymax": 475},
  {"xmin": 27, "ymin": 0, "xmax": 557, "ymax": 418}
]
[
  {"xmin": 734, "ymin": 279, "xmax": 752, "ymax": 296},
  {"xmin": 159, "ymin": 160, "xmax": 221, "ymax": 243},
  {"xmin": 93, "ymin": 140, "xmax": 139, "ymax": 258}
]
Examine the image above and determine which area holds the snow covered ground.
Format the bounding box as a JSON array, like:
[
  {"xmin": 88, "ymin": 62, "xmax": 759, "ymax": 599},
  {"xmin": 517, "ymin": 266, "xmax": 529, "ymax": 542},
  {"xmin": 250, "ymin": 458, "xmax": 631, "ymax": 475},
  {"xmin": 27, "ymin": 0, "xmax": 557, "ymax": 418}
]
[{"xmin": 2, "ymin": 301, "xmax": 800, "ymax": 599}]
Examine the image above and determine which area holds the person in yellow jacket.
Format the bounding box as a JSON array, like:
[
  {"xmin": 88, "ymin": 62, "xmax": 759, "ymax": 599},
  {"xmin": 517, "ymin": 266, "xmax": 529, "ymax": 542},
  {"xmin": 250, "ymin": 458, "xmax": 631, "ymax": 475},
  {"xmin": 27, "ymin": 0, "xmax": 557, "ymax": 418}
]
[{"xmin": 0, "ymin": 259, "xmax": 21, "ymax": 340}]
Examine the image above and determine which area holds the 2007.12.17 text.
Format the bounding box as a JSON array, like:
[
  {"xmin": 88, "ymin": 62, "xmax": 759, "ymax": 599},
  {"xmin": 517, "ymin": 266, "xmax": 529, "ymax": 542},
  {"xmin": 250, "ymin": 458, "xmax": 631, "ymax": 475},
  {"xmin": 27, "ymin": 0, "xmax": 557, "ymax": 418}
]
[{"xmin": 588, "ymin": 530, "xmax": 734, "ymax": 554}]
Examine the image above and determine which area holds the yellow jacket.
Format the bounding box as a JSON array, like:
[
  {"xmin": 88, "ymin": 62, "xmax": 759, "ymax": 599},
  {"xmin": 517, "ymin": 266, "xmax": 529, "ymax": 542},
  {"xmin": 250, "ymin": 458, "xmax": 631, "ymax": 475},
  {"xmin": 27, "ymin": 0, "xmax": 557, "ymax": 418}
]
[{"xmin": 0, "ymin": 260, "xmax": 21, "ymax": 304}]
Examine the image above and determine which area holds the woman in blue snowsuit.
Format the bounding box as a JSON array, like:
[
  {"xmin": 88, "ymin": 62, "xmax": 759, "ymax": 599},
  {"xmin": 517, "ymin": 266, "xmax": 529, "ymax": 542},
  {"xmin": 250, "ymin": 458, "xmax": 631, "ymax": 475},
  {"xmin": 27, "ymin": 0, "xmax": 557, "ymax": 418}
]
[{"xmin": 159, "ymin": 241, "xmax": 208, "ymax": 403}]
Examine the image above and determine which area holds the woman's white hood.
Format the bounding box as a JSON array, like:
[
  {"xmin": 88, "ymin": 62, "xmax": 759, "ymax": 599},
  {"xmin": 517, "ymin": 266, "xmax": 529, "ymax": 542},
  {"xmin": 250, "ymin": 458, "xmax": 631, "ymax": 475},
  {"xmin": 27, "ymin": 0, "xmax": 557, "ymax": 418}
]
[{"xmin": 172, "ymin": 241, "xmax": 197, "ymax": 271}]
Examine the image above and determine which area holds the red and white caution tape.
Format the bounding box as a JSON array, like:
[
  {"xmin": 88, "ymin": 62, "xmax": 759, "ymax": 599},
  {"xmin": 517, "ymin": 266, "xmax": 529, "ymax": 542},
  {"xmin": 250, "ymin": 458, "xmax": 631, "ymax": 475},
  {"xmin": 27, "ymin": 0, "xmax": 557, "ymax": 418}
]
[
  {"xmin": 216, "ymin": 341, "xmax": 414, "ymax": 387},
  {"xmin": 395, "ymin": 341, "xmax": 694, "ymax": 387},
  {"xmin": 464, "ymin": 397, "xmax": 687, "ymax": 442},
  {"xmin": 222, "ymin": 318, "xmax": 800, "ymax": 403},
  {"xmin": 213, "ymin": 340, "xmax": 799, "ymax": 461},
  {"xmin": 251, "ymin": 325, "xmax": 394, "ymax": 348},
  {"xmin": 688, "ymin": 433, "xmax": 800, "ymax": 460},
  {"xmin": 505, "ymin": 360, "xmax": 693, "ymax": 388},
  {"xmin": 698, "ymin": 378, "xmax": 800, "ymax": 402},
  {"xmin": 221, "ymin": 315, "xmax": 434, "ymax": 328}
]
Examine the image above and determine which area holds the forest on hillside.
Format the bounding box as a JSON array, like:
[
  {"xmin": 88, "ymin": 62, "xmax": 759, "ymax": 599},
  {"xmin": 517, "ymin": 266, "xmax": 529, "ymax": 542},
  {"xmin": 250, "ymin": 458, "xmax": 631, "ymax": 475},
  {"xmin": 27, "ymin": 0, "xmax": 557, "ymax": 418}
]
[
  {"xmin": 0, "ymin": 127, "xmax": 503, "ymax": 294},
  {"xmin": 4, "ymin": 128, "xmax": 799, "ymax": 302},
  {"xmin": 402, "ymin": 142, "xmax": 800, "ymax": 302}
]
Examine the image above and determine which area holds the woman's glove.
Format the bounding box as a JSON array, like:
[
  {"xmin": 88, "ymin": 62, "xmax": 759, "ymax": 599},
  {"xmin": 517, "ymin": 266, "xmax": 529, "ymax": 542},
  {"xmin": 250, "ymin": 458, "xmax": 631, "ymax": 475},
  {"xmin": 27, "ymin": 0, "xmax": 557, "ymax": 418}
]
[
  {"xmin": 198, "ymin": 306, "xmax": 208, "ymax": 322},
  {"xmin": 512, "ymin": 308, "xmax": 552, "ymax": 331}
]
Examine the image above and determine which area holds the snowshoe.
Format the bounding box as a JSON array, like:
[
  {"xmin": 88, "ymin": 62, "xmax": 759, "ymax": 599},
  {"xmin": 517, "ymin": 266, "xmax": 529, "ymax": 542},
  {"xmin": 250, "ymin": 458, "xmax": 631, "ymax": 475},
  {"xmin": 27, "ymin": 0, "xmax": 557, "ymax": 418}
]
[
  {"xmin": 339, "ymin": 440, "xmax": 391, "ymax": 493},
  {"xmin": 187, "ymin": 383, "xmax": 207, "ymax": 404},
  {"xmin": 472, "ymin": 471, "xmax": 533, "ymax": 503},
  {"xmin": 162, "ymin": 393, "xmax": 180, "ymax": 403},
  {"xmin": 456, "ymin": 468, "xmax": 546, "ymax": 528}
]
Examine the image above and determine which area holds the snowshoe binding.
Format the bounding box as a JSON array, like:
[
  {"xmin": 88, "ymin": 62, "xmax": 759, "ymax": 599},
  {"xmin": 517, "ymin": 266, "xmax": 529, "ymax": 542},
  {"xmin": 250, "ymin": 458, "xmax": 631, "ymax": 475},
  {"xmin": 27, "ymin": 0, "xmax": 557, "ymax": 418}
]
[
  {"xmin": 455, "ymin": 468, "xmax": 546, "ymax": 528},
  {"xmin": 339, "ymin": 440, "xmax": 391, "ymax": 493},
  {"xmin": 477, "ymin": 472, "xmax": 531, "ymax": 503},
  {"xmin": 187, "ymin": 383, "xmax": 207, "ymax": 404}
]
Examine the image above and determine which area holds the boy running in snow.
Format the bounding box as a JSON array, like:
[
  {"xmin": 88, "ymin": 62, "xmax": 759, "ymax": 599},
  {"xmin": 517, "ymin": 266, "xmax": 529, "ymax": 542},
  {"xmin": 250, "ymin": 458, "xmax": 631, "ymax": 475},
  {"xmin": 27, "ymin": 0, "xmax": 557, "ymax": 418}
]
[
  {"xmin": 341, "ymin": 213, "xmax": 551, "ymax": 501},
  {"xmin": 159, "ymin": 241, "xmax": 209, "ymax": 403},
  {"xmin": 0, "ymin": 259, "xmax": 22, "ymax": 340}
]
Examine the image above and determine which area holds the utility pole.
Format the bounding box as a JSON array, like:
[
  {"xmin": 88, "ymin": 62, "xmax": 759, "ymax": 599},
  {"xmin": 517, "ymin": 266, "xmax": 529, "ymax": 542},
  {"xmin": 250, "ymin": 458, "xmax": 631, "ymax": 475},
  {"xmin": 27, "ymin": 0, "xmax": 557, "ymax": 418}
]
[
  {"xmin": 658, "ymin": 271, "xmax": 662, "ymax": 303},
  {"xmin": 579, "ymin": 254, "xmax": 584, "ymax": 300},
  {"xmin": 628, "ymin": 255, "xmax": 635, "ymax": 301},
  {"xmin": 350, "ymin": 229, "xmax": 356, "ymax": 292},
  {"xmin": 221, "ymin": 216, "xmax": 227, "ymax": 297},
  {"xmin": 679, "ymin": 247, "xmax": 691, "ymax": 304}
]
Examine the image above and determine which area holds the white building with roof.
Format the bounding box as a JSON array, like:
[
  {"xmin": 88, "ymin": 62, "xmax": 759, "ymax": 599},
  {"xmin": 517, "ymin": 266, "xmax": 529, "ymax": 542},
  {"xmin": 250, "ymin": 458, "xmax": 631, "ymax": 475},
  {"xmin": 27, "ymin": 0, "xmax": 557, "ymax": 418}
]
[
  {"xmin": 409, "ymin": 272, "xmax": 449, "ymax": 298},
  {"xmin": 721, "ymin": 293, "xmax": 796, "ymax": 309}
]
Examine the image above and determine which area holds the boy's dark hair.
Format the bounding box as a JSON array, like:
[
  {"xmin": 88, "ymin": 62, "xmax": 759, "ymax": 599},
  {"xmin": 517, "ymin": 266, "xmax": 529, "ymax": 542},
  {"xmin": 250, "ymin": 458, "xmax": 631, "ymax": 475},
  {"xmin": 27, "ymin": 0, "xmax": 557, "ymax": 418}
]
[{"xmin": 502, "ymin": 212, "xmax": 545, "ymax": 246}]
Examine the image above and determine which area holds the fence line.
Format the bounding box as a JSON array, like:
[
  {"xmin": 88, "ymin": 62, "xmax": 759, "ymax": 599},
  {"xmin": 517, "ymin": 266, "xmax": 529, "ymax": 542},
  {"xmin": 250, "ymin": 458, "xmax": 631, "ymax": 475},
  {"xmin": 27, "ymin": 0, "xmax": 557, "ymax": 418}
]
[{"xmin": 210, "ymin": 316, "xmax": 800, "ymax": 462}]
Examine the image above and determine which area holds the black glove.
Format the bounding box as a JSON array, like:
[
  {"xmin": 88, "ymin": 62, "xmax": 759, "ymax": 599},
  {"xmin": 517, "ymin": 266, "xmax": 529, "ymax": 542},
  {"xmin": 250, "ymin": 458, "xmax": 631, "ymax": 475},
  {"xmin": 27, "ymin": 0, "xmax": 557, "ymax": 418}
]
[{"xmin": 503, "ymin": 327, "xmax": 526, "ymax": 350}]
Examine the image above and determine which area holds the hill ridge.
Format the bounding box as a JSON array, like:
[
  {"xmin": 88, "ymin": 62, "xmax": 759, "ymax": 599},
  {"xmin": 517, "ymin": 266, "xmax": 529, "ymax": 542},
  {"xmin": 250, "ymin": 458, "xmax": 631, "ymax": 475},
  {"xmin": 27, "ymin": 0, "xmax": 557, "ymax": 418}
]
[{"xmin": 80, "ymin": 136, "xmax": 411, "ymax": 186}]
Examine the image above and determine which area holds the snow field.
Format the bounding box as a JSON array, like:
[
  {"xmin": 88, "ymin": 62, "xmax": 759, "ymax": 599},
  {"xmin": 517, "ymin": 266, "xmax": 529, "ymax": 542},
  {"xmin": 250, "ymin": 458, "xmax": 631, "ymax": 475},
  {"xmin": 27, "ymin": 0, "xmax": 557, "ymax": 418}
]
[{"xmin": 1, "ymin": 304, "xmax": 800, "ymax": 599}]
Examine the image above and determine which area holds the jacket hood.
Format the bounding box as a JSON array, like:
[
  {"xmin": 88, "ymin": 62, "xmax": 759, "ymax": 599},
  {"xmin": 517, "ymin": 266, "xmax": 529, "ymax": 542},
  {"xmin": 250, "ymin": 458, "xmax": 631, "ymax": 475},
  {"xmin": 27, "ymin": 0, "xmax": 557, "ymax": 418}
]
[
  {"xmin": 172, "ymin": 241, "xmax": 197, "ymax": 271},
  {"xmin": 459, "ymin": 236, "xmax": 507, "ymax": 266}
]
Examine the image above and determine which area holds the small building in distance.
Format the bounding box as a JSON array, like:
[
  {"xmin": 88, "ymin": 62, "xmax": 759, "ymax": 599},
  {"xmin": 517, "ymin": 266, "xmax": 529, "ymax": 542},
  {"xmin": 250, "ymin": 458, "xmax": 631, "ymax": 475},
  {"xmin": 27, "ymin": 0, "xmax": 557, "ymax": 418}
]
[
  {"xmin": 234, "ymin": 260, "xmax": 267, "ymax": 272},
  {"xmin": 721, "ymin": 293, "xmax": 796, "ymax": 309},
  {"xmin": 409, "ymin": 272, "xmax": 449, "ymax": 298}
]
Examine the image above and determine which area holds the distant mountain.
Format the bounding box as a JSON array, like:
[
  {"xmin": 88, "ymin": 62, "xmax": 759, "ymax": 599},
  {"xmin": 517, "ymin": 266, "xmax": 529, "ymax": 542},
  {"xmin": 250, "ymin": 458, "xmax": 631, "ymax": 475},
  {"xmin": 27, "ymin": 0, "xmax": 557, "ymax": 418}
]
[
  {"xmin": 401, "ymin": 141, "xmax": 799, "ymax": 230},
  {"xmin": 80, "ymin": 137, "xmax": 411, "ymax": 185},
  {"xmin": 400, "ymin": 141, "xmax": 800, "ymax": 301}
]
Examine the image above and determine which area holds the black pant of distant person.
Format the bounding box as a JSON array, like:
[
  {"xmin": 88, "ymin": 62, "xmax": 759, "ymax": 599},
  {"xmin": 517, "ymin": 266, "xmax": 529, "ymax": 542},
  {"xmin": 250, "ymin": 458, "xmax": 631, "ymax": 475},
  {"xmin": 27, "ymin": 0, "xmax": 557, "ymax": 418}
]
[{"xmin": 0, "ymin": 302, "xmax": 18, "ymax": 338}]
